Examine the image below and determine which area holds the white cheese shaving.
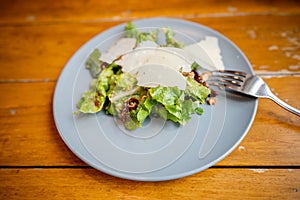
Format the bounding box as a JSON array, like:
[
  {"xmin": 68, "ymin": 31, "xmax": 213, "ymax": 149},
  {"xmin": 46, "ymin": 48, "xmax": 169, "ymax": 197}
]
[
  {"xmin": 136, "ymin": 64, "xmax": 187, "ymax": 90},
  {"xmin": 99, "ymin": 35, "xmax": 225, "ymax": 90},
  {"xmin": 115, "ymin": 47, "xmax": 192, "ymax": 74},
  {"xmin": 100, "ymin": 38, "xmax": 136, "ymax": 64},
  {"xmin": 184, "ymin": 36, "xmax": 225, "ymax": 71}
]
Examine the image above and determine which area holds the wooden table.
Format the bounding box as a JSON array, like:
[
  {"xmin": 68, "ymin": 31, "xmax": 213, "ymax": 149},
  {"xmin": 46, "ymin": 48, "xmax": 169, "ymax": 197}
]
[{"xmin": 1, "ymin": 0, "xmax": 299, "ymax": 199}]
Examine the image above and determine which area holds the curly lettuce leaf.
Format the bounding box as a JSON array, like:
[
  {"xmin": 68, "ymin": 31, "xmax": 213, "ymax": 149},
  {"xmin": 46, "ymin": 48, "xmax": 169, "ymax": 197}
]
[
  {"xmin": 149, "ymin": 81, "xmax": 210, "ymax": 125},
  {"xmin": 108, "ymin": 72, "xmax": 140, "ymax": 103},
  {"xmin": 149, "ymin": 86, "xmax": 199, "ymax": 125},
  {"xmin": 76, "ymin": 64, "xmax": 120, "ymax": 114},
  {"xmin": 136, "ymin": 29, "xmax": 159, "ymax": 44},
  {"xmin": 76, "ymin": 90, "xmax": 106, "ymax": 114},
  {"xmin": 125, "ymin": 22, "xmax": 159, "ymax": 45},
  {"xmin": 109, "ymin": 95, "xmax": 156, "ymax": 130},
  {"xmin": 162, "ymin": 27, "xmax": 185, "ymax": 48},
  {"xmin": 190, "ymin": 62, "xmax": 201, "ymax": 71},
  {"xmin": 185, "ymin": 77, "xmax": 211, "ymax": 104},
  {"xmin": 85, "ymin": 48, "xmax": 102, "ymax": 78},
  {"xmin": 149, "ymin": 86, "xmax": 183, "ymax": 106},
  {"xmin": 136, "ymin": 97, "xmax": 156, "ymax": 123},
  {"xmin": 125, "ymin": 22, "xmax": 139, "ymax": 38}
]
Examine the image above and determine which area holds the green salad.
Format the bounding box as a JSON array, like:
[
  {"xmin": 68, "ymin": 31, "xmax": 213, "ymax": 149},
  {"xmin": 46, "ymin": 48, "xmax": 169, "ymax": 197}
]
[{"xmin": 75, "ymin": 22, "xmax": 214, "ymax": 130}]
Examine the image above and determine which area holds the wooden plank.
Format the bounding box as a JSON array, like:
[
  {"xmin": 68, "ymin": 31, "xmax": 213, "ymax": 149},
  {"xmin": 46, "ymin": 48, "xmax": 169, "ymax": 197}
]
[
  {"xmin": 0, "ymin": 0, "xmax": 299, "ymax": 24},
  {"xmin": 0, "ymin": 82, "xmax": 85, "ymax": 166},
  {"xmin": 190, "ymin": 16, "xmax": 300, "ymax": 74},
  {"xmin": 0, "ymin": 22, "xmax": 116, "ymax": 81},
  {"xmin": 0, "ymin": 15, "xmax": 299, "ymax": 81},
  {"xmin": 0, "ymin": 168, "xmax": 299, "ymax": 199},
  {"xmin": 219, "ymin": 76, "xmax": 300, "ymax": 166},
  {"xmin": 0, "ymin": 77, "xmax": 299, "ymax": 166}
]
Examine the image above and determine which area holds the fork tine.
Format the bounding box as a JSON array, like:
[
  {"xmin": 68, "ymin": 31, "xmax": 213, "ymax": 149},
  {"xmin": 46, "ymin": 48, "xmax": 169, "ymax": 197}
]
[
  {"xmin": 210, "ymin": 73, "xmax": 244, "ymax": 82},
  {"xmin": 211, "ymin": 70, "xmax": 247, "ymax": 82},
  {"xmin": 207, "ymin": 78, "xmax": 242, "ymax": 87},
  {"xmin": 213, "ymin": 70, "xmax": 247, "ymax": 77},
  {"xmin": 208, "ymin": 80, "xmax": 242, "ymax": 92},
  {"xmin": 208, "ymin": 70, "xmax": 247, "ymax": 92}
]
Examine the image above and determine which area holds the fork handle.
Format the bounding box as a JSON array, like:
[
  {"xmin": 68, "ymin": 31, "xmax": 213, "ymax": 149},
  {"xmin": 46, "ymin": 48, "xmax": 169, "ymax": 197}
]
[{"xmin": 267, "ymin": 91, "xmax": 300, "ymax": 116}]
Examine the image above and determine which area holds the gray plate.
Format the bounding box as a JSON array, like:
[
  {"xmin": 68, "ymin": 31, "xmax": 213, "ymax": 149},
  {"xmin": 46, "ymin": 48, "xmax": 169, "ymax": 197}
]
[{"xmin": 53, "ymin": 17, "xmax": 257, "ymax": 181}]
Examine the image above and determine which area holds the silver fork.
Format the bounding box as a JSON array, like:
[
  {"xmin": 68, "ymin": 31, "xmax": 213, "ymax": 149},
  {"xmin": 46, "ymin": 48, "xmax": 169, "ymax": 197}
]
[{"xmin": 207, "ymin": 70, "xmax": 300, "ymax": 116}]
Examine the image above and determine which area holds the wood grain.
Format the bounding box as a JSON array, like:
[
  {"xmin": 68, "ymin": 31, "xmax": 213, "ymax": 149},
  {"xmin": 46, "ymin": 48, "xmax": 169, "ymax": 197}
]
[
  {"xmin": 0, "ymin": 0, "xmax": 299, "ymax": 199},
  {"xmin": 0, "ymin": 77, "xmax": 299, "ymax": 166},
  {"xmin": 217, "ymin": 76, "xmax": 300, "ymax": 166},
  {"xmin": 0, "ymin": 168, "xmax": 299, "ymax": 199},
  {"xmin": 1, "ymin": 0, "xmax": 299, "ymax": 24},
  {"xmin": 0, "ymin": 15, "xmax": 299, "ymax": 80}
]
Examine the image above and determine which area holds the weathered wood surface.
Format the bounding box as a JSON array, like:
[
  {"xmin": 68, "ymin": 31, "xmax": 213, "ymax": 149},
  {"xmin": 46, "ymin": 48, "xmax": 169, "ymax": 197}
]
[{"xmin": 0, "ymin": 0, "xmax": 299, "ymax": 199}]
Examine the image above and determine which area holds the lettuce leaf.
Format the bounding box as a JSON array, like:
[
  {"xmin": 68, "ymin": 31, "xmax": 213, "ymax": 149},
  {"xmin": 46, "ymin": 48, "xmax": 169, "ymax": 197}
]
[
  {"xmin": 76, "ymin": 90, "xmax": 106, "ymax": 113},
  {"xmin": 149, "ymin": 79, "xmax": 210, "ymax": 125},
  {"xmin": 77, "ymin": 64, "xmax": 120, "ymax": 114},
  {"xmin": 125, "ymin": 22, "xmax": 158, "ymax": 45},
  {"xmin": 85, "ymin": 48, "xmax": 102, "ymax": 78},
  {"xmin": 149, "ymin": 86, "xmax": 206, "ymax": 125},
  {"xmin": 162, "ymin": 27, "xmax": 185, "ymax": 48},
  {"xmin": 185, "ymin": 77, "xmax": 211, "ymax": 104},
  {"xmin": 136, "ymin": 97, "xmax": 155, "ymax": 123},
  {"xmin": 125, "ymin": 22, "xmax": 139, "ymax": 38}
]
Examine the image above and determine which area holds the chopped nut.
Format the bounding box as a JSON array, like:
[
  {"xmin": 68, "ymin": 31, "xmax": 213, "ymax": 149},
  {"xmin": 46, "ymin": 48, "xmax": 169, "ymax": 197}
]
[
  {"xmin": 195, "ymin": 71, "xmax": 211, "ymax": 84},
  {"xmin": 182, "ymin": 72, "xmax": 188, "ymax": 76},
  {"xmin": 182, "ymin": 71, "xmax": 195, "ymax": 79},
  {"xmin": 200, "ymin": 71, "xmax": 211, "ymax": 82},
  {"xmin": 128, "ymin": 97, "xmax": 139, "ymax": 111},
  {"xmin": 100, "ymin": 62, "xmax": 109, "ymax": 70},
  {"xmin": 203, "ymin": 82, "xmax": 210, "ymax": 88},
  {"xmin": 207, "ymin": 97, "xmax": 217, "ymax": 105},
  {"xmin": 139, "ymin": 95, "xmax": 147, "ymax": 101},
  {"xmin": 188, "ymin": 71, "xmax": 195, "ymax": 79}
]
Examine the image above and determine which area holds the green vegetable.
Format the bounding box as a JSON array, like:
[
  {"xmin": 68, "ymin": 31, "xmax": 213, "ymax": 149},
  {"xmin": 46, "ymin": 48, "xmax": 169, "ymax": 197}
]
[
  {"xmin": 185, "ymin": 77, "xmax": 211, "ymax": 104},
  {"xmin": 149, "ymin": 83, "xmax": 210, "ymax": 125},
  {"xmin": 190, "ymin": 62, "xmax": 201, "ymax": 71},
  {"xmin": 138, "ymin": 97, "xmax": 155, "ymax": 121},
  {"xmin": 76, "ymin": 63, "xmax": 119, "ymax": 114},
  {"xmin": 125, "ymin": 22, "xmax": 159, "ymax": 45},
  {"xmin": 76, "ymin": 22, "xmax": 213, "ymax": 130},
  {"xmin": 125, "ymin": 22, "xmax": 139, "ymax": 38},
  {"xmin": 136, "ymin": 29, "xmax": 159, "ymax": 44},
  {"xmin": 162, "ymin": 27, "xmax": 185, "ymax": 48},
  {"xmin": 85, "ymin": 48, "xmax": 102, "ymax": 78},
  {"xmin": 76, "ymin": 90, "xmax": 106, "ymax": 114}
]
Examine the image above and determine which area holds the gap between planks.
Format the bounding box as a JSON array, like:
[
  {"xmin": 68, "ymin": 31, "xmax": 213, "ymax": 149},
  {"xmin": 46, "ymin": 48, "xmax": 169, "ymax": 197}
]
[
  {"xmin": 0, "ymin": 11, "xmax": 299, "ymax": 27},
  {"xmin": 0, "ymin": 165, "xmax": 299, "ymax": 169},
  {"xmin": 0, "ymin": 71, "xmax": 299, "ymax": 84}
]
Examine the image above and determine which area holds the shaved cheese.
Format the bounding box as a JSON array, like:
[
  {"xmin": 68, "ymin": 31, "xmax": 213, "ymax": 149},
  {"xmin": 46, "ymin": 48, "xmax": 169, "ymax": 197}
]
[
  {"xmin": 100, "ymin": 38, "xmax": 136, "ymax": 63},
  {"xmin": 99, "ymin": 35, "xmax": 225, "ymax": 90},
  {"xmin": 184, "ymin": 36, "xmax": 225, "ymax": 70},
  {"xmin": 136, "ymin": 64, "xmax": 186, "ymax": 90},
  {"xmin": 115, "ymin": 47, "xmax": 192, "ymax": 74}
]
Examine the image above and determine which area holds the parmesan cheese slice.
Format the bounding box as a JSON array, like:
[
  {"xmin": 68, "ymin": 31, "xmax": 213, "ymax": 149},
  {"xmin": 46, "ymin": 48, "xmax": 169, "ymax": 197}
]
[
  {"xmin": 135, "ymin": 64, "xmax": 186, "ymax": 90},
  {"xmin": 183, "ymin": 36, "xmax": 225, "ymax": 70},
  {"xmin": 115, "ymin": 47, "xmax": 192, "ymax": 74},
  {"xmin": 100, "ymin": 38, "xmax": 136, "ymax": 64},
  {"xmin": 99, "ymin": 36, "xmax": 225, "ymax": 90}
]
